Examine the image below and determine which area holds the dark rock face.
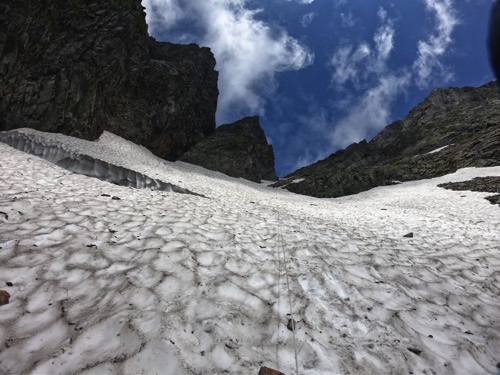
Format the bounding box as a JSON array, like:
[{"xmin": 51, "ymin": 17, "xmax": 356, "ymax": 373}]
[
  {"xmin": 274, "ymin": 82, "xmax": 500, "ymax": 198},
  {"xmin": 489, "ymin": 0, "xmax": 500, "ymax": 81},
  {"xmin": 179, "ymin": 117, "xmax": 277, "ymax": 182},
  {"xmin": 439, "ymin": 177, "xmax": 500, "ymax": 206},
  {"xmin": 486, "ymin": 195, "xmax": 500, "ymax": 205},
  {"xmin": 0, "ymin": 0, "xmax": 218, "ymax": 161},
  {"xmin": 438, "ymin": 176, "xmax": 500, "ymax": 194}
]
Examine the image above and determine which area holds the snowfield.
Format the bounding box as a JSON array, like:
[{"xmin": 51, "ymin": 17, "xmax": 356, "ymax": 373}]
[{"xmin": 0, "ymin": 129, "xmax": 499, "ymax": 375}]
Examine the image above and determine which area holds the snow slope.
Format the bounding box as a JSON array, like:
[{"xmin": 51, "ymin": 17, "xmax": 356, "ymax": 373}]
[{"xmin": 0, "ymin": 129, "xmax": 499, "ymax": 375}]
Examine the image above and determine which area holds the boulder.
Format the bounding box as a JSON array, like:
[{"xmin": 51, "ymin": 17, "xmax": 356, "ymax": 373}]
[
  {"xmin": 0, "ymin": 290, "xmax": 10, "ymax": 305},
  {"xmin": 258, "ymin": 367, "xmax": 286, "ymax": 375}
]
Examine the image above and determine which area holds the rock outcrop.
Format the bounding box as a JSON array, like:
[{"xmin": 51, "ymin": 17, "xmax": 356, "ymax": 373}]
[
  {"xmin": 274, "ymin": 82, "xmax": 500, "ymax": 197},
  {"xmin": 179, "ymin": 117, "xmax": 277, "ymax": 182},
  {"xmin": 439, "ymin": 176, "xmax": 500, "ymax": 194},
  {"xmin": 439, "ymin": 177, "xmax": 500, "ymax": 206},
  {"xmin": 0, "ymin": 0, "xmax": 218, "ymax": 161}
]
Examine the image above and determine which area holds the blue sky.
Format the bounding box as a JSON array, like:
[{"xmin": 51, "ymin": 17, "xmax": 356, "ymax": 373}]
[{"xmin": 142, "ymin": 0, "xmax": 495, "ymax": 176}]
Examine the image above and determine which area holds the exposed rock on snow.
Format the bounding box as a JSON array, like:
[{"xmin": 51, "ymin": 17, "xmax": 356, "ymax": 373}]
[
  {"xmin": 0, "ymin": 290, "xmax": 10, "ymax": 305},
  {"xmin": 486, "ymin": 195, "xmax": 500, "ymax": 206},
  {"xmin": 439, "ymin": 176, "xmax": 500, "ymax": 206},
  {"xmin": 259, "ymin": 366, "xmax": 286, "ymax": 375},
  {"xmin": 0, "ymin": 131, "xmax": 499, "ymax": 374},
  {"xmin": 438, "ymin": 176, "xmax": 500, "ymax": 194}
]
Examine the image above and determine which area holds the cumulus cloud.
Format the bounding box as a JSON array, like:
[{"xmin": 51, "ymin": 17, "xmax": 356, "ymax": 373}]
[
  {"xmin": 330, "ymin": 8, "xmax": 394, "ymax": 86},
  {"xmin": 414, "ymin": 0, "xmax": 458, "ymax": 87},
  {"xmin": 327, "ymin": 1, "xmax": 458, "ymax": 152},
  {"xmin": 142, "ymin": 0, "xmax": 314, "ymax": 123},
  {"xmin": 330, "ymin": 74, "xmax": 411, "ymax": 148},
  {"xmin": 330, "ymin": 44, "xmax": 371, "ymax": 85},
  {"xmin": 327, "ymin": 8, "xmax": 407, "ymax": 149},
  {"xmin": 374, "ymin": 10, "xmax": 394, "ymax": 61}
]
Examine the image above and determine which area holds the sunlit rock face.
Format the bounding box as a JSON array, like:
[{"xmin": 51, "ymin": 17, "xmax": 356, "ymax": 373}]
[
  {"xmin": 0, "ymin": 0, "xmax": 218, "ymax": 161},
  {"xmin": 274, "ymin": 82, "xmax": 500, "ymax": 198}
]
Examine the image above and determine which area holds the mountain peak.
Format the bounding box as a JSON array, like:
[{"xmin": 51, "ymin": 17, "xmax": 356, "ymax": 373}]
[{"xmin": 274, "ymin": 81, "xmax": 500, "ymax": 198}]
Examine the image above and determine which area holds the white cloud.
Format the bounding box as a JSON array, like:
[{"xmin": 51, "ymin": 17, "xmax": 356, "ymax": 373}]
[
  {"xmin": 329, "ymin": 74, "xmax": 411, "ymax": 148},
  {"xmin": 377, "ymin": 7, "xmax": 388, "ymax": 22},
  {"xmin": 301, "ymin": 12, "xmax": 317, "ymax": 27},
  {"xmin": 330, "ymin": 8, "xmax": 394, "ymax": 86},
  {"xmin": 142, "ymin": 0, "xmax": 182, "ymax": 34},
  {"xmin": 373, "ymin": 23, "xmax": 395, "ymax": 72},
  {"xmin": 330, "ymin": 44, "xmax": 370, "ymax": 85},
  {"xmin": 142, "ymin": 0, "xmax": 314, "ymax": 123},
  {"xmin": 414, "ymin": 0, "xmax": 459, "ymax": 88},
  {"xmin": 327, "ymin": 0, "xmax": 458, "ymax": 151},
  {"xmin": 374, "ymin": 8, "xmax": 394, "ymax": 60},
  {"xmin": 327, "ymin": 8, "xmax": 406, "ymax": 149}
]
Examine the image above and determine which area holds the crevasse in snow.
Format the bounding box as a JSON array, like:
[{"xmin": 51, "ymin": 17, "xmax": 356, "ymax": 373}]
[{"xmin": 0, "ymin": 129, "xmax": 201, "ymax": 196}]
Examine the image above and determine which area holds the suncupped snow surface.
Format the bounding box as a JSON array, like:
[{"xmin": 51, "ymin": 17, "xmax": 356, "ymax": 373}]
[
  {"xmin": 0, "ymin": 129, "xmax": 200, "ymax": 196},
  {"xmin": 0, "ymin": 130, "xmax": 499, "ymax": 375}
]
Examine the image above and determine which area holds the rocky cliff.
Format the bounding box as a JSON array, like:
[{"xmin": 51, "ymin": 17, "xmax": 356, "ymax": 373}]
[
  {"xmin": 180, "ymin": 117, "xmax": 277, "ymax": 182},
  {"xmin": 0, "ymin": 0, "xmax": 218, "ymax": 161},
  {"xmin": 274, "ymin": 82, "xmax": 500, "ymax": 198}
]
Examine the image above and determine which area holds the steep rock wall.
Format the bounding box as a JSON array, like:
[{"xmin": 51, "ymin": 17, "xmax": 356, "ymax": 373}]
[{"xmin": 0, "ymin": 0, "xmax": 218, "ymax": 161}]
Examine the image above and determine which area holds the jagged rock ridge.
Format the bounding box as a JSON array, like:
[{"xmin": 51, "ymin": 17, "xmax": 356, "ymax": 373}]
[
  {"xmin": 0, "ymin": 0, "xmax": 218, "ymax": 161},
  {"xmin": 274, "ymin": 82, "xmax": 500, "ymax": 198},
  {"xmin": 180, "ymin": 117, "xmax": 277, "ymax": 183}
]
